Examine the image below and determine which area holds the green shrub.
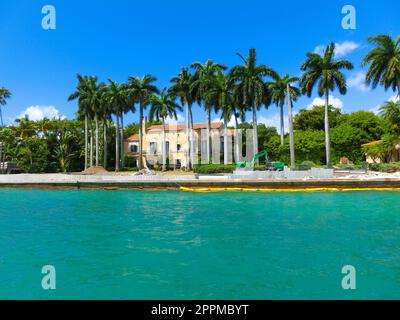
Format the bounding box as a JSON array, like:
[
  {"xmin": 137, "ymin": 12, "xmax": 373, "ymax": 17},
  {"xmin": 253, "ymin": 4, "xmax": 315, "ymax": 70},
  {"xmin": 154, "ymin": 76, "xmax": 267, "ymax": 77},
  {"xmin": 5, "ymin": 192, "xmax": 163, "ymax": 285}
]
[
  {"xmin": 296, "ymin": 161, "xmax": 317, "ymax": 171},
  {"xmin": 334, "ymin": 163, "xmax": 368, "ymax": 170},
  {"xmin": 193, "ymin": 164, "xmax": 236, "ymax": 174},
  {"xmin": 369, "ymin": 162, "xmax": 400, "ymax": 173}
]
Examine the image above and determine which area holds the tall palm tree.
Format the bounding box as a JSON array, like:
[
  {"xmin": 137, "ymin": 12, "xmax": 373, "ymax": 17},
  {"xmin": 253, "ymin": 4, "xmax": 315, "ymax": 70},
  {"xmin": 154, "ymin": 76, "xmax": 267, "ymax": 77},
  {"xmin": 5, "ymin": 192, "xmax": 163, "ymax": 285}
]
[
  {"xmin": 99, "ymin": 87, "xmax": 113, "ymax": 169},
  {"xmin": 68, "ymin": 74, "xmax": 93, "ymax": 170},
  {"xmin": 191, "ymin": 60, "xmax": 227, "ymax": 164},
  {"xmin": 268, "ymin": 74, "xmax": 300, "ymax": 145},
  {"xmin": 74, "ymin": 76, "xmax": 103, "ymax": 168},
  {"xmin": 170, "ymin": 67, "xmax": 196, "ymax": 169},
  {"xmin": 230, "ymin": 49, "xmax": 277, "ymax": 158},
  {"xmin": 149, "ymin": 88, "xmax": 183, "ymax": 171},
  {"xmin": 92, "ymin": 82, "xmax": 106, "ymax": 167},
  {"xmin": 363, "ymin": 34, "xmax": 400, "ymax": 97},
  {"xmin": 300, "ymin": 43, "xmax": 354, "ymax": 166},
  {"xmin": 0, "ymin": 87, "xmax": 12, "ymax": 127},
  {"xmin": 127, "ymin": 75, "xmax": 159, "ymax": 170},
  {"xmin": 268, "ymin": 74, "xmax": 301, "ymax": 167},
  {"xmin": 104, "ymin": 80, "xmax": 131, "ymax": 171},
  {"xmin": 208, "ymin": 69, "xmax": 234, "ymax": 164}
]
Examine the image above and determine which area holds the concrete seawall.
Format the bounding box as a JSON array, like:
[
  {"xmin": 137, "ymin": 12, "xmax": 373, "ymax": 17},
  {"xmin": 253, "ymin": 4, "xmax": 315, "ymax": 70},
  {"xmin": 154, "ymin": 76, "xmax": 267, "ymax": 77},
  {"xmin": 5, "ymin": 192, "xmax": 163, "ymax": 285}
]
[{"xmin": 1, "ymin": 174, "xmax": 400, "ymax": 190}]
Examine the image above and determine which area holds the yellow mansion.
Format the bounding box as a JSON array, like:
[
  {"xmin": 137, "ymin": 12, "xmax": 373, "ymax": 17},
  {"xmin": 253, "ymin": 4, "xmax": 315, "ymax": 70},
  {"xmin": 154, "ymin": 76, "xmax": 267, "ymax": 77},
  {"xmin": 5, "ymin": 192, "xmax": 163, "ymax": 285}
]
[{"xmin": 125, "ymin": 117, "xmax": 224, "ymax": 169}]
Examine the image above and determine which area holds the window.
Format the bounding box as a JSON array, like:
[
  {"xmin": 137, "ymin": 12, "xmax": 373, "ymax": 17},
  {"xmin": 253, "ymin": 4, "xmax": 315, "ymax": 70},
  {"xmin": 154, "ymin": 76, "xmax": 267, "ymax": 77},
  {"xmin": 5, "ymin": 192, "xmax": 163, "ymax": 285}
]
[
  {"xmin": 130, "ymin": 145, "xmax": 138, "ymax": 153},
  {"xmin": 177, "ymin": 144, "xmax": 181, "ymax": 152},
  {"xmin": 150, "ymin": 142, "xmax": 157, "ymax": 155},
  {"xmin": 166, "ymin": 142, "xmax": 170, "ymax": 155}
]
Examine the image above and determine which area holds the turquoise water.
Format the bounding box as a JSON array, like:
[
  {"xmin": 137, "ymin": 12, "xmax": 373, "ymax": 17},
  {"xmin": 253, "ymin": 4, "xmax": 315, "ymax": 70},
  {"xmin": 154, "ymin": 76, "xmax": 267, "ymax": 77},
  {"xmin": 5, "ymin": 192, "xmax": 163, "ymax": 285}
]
[{"xmin": 0, "ymin": 189, "xmax": 399, "ymax": 300}]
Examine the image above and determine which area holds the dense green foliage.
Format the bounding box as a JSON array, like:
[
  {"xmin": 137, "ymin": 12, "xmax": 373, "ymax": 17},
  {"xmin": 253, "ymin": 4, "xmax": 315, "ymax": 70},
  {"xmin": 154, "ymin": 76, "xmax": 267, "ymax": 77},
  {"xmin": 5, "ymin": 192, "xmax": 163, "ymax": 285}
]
[
  {"xmin": 265, "ymin": 107, "xmax": 387, "ymax": 165},
  {"xmin": 0, "ymin": 119, "xmax": 86, "ymax": 173}
]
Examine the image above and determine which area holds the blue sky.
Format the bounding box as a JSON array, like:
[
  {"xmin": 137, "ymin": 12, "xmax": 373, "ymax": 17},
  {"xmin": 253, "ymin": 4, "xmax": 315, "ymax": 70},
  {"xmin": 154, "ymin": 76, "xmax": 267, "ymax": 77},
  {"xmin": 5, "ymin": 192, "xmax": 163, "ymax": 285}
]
[{"xmin": 0, "ymin": 0, "xmax": 399, "ymax": 129}]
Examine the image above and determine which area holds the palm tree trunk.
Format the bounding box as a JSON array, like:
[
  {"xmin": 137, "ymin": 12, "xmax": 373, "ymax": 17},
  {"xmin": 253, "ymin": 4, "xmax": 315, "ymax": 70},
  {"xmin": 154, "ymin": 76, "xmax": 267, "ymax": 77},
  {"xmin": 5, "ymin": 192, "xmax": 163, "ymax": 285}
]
[
  {"xmin": 189, "ymin": 104, "xmax": 195, "ymax": 168},
  {"xmin": 324, "ymin": 89, "xmax": 331, "ymax": 166},
  {"xmin": 95, "ymin": 113, "xmax": 99, "ymax": 167},
  {"xmin": 115, "ymin": 114, "xmax": 120, "ymax": 172},
  {"xmin": 84, "ymin": 114, "xmax": 88, "ymax": 170},
  {"xmin": 90, "ymin": 123, "xmax": 93, "ymax": 167},
  {"xmin": 252, "ymin": 105, "xmax": 258, "ymax": 163},
  {"xmin": 206, "ymin": 108, "xmax": 211, "ymax": 164},
  {"xmin": 162, "ymin": 119, "xmax": 166, "ymax": 171},
  {"xmin": 223, "ymin": 114, "xmax": 229, "ymax": 165},
  {"xmin": 280, "ymin": 104, "xmax": 284, "ymax": 145},
  {"xmin": 287, "ymin": 84, "xmax": 295, "ymax": 168},
  {"xmin": 103, "ymin": 121, "xmax": 107, "ymax": 169},
  {"xmin": 397, "ymin": 77, "xmax": 400, "ymax": 99},
  {"xmin": 185, "ymin": 103, "xmax": 190, "ymax": 170},
  {"xmin": 138, "ymin": 98, "xmax": 143, "ymax": 170},
  {"xmin": 234, "ymin": 115, "xmax": 240, "ymax": 164},
  {"xmin": 120, "ymin": 113, "xmax": 124, "ymax": 168}
]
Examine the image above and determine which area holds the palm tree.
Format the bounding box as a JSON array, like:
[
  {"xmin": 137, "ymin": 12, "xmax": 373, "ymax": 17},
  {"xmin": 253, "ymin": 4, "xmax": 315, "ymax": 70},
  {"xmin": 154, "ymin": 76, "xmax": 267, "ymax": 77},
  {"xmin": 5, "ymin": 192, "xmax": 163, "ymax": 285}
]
[
  {"xmin": 149, "ymin": 88, "xmax": 183, "ymax": 171},
  {"xmin": 0, "ymin": 87, "xmax": 12, "ymax": 127},
  {"xmin": 230, "ymin": 49, "xmax": 277, "ymax": 158},
  {"xmin": 191, "ymin": 60, "xmax": 227, "ymax": 164},
  {"xmin": 104, "ymin": 80, "xmax": 131, "ymax": 171},
  {"xmin": 127, "ymin": 75, "xmax": 159, "ymax": 170},
  {"xmin": 55, "ymin": 130, "xmax": 77, "ymax": 173},
  {"xmin": 379, "ymin": 100, "xmax": 400, "ymax": 133},
  {"xmin": 208, "ymin": 69, "xmax": 234, "ymax": 164},
  {"xmin": 92, "ymin": 82, "xmax": 106, "ymax": 167},
  {"xmin": 268, "ymin": 74, "xmax": 301, "ymax": 167},
  {"xmin": 363, "ymin": 34, "xmax": 400, "ymax": 97},
  {"xmin": 170, "ymin": 67, "xmax": 196, "ymax": 169},
  {"xmin": 15, "ymin": 115, "xmax": 36, "ymax": 139},
  {"xmin": 300, "ymin": 43, "xmax": 354, "ymax": 166},
  {"xmin": 99, "ymin": 88, "xmax": 113, "ymax": 169},
  {"xmin": 68, "ymin": 74, "xmax": 93, "ymax": 170}
]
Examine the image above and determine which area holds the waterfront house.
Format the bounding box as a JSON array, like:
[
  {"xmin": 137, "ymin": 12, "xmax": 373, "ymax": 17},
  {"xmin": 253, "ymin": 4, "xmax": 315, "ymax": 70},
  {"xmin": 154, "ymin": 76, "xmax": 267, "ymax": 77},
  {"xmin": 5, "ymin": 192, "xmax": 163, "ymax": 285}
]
[{"xmin": 125, "ymin": 117, "xmax": 224, "ymax": 169}]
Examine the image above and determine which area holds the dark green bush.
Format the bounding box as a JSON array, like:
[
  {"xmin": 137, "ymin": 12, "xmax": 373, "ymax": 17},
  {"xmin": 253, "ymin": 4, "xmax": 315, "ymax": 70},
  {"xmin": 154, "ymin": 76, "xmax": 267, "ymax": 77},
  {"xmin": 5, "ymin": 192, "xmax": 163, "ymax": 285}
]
[
  {"xmin": 193, "ymin": 164, "xmax": 236, "ymax": 174},
  {"xmin": 296, "ymin": 161, "xmax": 317, "ymax": 171},
  {"xmin": 368, "ymin": 162, "xmax": 400, "ymax": 173}
]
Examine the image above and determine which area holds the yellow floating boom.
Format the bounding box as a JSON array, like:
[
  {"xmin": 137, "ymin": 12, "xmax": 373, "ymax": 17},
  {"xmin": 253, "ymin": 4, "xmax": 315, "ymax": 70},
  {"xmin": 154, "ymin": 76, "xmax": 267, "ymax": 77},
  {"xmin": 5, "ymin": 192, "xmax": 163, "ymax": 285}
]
[{"xmin": 179, "ymin": 186, "xmax": 400, "ymax": 193}]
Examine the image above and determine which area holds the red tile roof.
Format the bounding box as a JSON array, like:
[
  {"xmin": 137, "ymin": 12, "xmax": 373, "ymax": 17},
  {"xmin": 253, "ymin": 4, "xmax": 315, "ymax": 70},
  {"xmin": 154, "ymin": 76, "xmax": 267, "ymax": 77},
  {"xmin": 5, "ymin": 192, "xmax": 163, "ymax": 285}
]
[
  {"xmin": 148, "ymin": 122, "xmax": 223, "ymax": 132},
  {"xmin": 126, "ymin": 122, "xmax": 225, "ymax": 141},
  {"xmin": 127, "ymin": 134, "xmax": 139, "ymax": 142}
]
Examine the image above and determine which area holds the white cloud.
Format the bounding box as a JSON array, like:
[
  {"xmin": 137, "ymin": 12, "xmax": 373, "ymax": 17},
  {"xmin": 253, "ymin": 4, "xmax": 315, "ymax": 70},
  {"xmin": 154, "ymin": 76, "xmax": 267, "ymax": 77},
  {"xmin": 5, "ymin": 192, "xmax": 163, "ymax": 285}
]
[
  {"xmin": 258, "ymin": 114, "xmax": 289, "ymax": 133},
  {"xmin": 348, "ymin": 71, "xmax": 369, "ymax": 92},
  {"xmin": 369, "ymin": 105, "xmax": 381, "ymax": 115},
  {"xmin": 18, "ymin": 105, "xmax": 66, "ymax": 121},
  {"xmin": 165, "ymin": 113, "xmax": 185, "ymax": 125},
  {"xmin": 314, "ymin": 41, "xmax": 359, "ymax": 58},
  {"xmin": 389, "ymin": 94, "xmax": 400, "ymax": 102},
  {"xmin": 335, "ymin": 41, "xmax": 360, "ymax": 57},
  {"xmin": 307, "ymin": 95, "xmax": 344, "ymax": 110},
  {"xmin": 314, "ymin": 45, "xmax": 326, "ymax": 56},
  {"xmin": 212, "ymin": 115, "xmax": 240, "ymax": 127}
]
